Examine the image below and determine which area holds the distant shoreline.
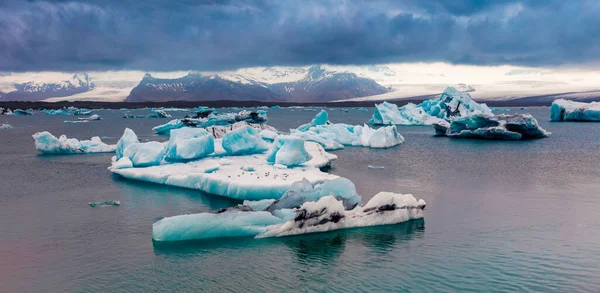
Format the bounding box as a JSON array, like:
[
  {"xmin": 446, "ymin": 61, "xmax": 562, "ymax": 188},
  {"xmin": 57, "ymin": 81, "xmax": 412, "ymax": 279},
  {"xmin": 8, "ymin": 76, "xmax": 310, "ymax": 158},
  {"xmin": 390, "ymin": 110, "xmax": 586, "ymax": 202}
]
[{"xmin": 1, "ymin": 95, "xmax": 600, "ymax": 110}]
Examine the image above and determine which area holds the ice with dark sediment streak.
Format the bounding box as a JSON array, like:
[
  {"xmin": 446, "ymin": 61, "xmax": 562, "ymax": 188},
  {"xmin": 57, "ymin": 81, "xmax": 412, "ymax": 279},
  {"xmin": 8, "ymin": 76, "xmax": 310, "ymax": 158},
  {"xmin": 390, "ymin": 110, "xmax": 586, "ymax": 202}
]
[
  {"xmin": 152, "ymin": 110, "xmax": 268, "ymax": 134},
  {"xmin": 1, "ymin": 124, "xmax": 14, "ymax": 129},
  {"xmin": 151, "ymin": 189, "xmax": 425, "ymax": 241},
  {"xmin": 370, "ymin": 87, "xmax": 492, "ymax": 125},
  {"xmin": 32, "ymin": 131, "xmax": 116, "ymax": 154},
  {"xmin": 550, "ymin": 99, "xmax": 600, "ymax": 121},
  {"xmin": 257, "ymin": 192, "xmax": 426, "ymax": 238},
  {"xmin": 433, "ymin": 114, "xmax": 550, "ymax": 140},
  {"xmin": 291, "ymin": 110, "xmax": 405, "ymax": 150}
]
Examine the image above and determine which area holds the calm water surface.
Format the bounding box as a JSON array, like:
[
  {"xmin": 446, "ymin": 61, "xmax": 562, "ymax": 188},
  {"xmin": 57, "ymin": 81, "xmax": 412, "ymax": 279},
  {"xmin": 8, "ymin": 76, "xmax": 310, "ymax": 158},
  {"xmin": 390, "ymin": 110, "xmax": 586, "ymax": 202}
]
[{"xmin": 0, "ymin": 107, "xmax": 599, "ymax": 292}]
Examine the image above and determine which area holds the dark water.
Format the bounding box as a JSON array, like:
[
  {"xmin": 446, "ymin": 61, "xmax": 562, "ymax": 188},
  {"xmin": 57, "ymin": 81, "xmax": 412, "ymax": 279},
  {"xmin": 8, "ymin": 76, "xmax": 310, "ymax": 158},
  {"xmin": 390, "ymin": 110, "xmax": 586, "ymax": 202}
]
[{"xmin": 1, "ymin": 107, "xmax": 599, "ymax": 292}]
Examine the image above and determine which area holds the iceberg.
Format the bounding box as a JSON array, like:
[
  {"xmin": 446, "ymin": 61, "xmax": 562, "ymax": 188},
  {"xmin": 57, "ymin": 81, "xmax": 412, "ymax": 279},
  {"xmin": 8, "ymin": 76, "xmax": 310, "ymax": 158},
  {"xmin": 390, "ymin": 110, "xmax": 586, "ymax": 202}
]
[
  {"xmin": 291, "ymin": 111, "xmax": 404, "ymax": 150},
  {"xmin": 123, "ymin": 112, "xmax": 146, "ymax": 119},
  {"xmin": 42, "ymin": 109, "xmax": 70, "ymax": 115},
  {"xmin": 1, "ymin": 124, "xmax": 13, "ymax": 129},
  {"xmin": 165, "ymin": 128, "xmax": 215, "ymax": 162},
  {"xmin": 370, "ymin": 87, "xmax": 492, "ymax": 125},
  {"xmin": 63, "ymin": 120, "xmax": 89, "ymax": 124},
  {"xmin": 258, "ymin": 192, "xmax": 426, "ymax": 238},
  {"xmin": 205, "ymin": 122, "xmax": 277, "ymax": 139},
  {"xmin": 152, "ymin": 190, "xmax": 424, "ymax": 241},
  {"xmin": 147, "ymin": 110, "xmax": 172, "ymax": 118},
  {"xmin": 122, "ymin": 141, "xmax": 166, "ymax": 167},
  {"xmin": 550, "ymin": 99, "xmax": 600, "ymax": 121},
  {"xmin": 1, "ymin": 107, "xmax": 13, "ymax": 115},
  {"xmin": 12, "ymin": 109, "xmax": 33, "ymax": 116},
  {"xmin": 79, "ymin": 114, "xmax": 101, "ymax": 121},
  {"xmin": 153, "ymin": 110, "xmax": 268, "ymax": 134},
  {"xmin": 221, "ymin": 125, "xmax": 269, "ymax": 155},
  {"xmin": 152, "ymin": 210, "xmax": 285, "ymax": 242},
  {"xmin": 73, "ymin": 109, "xmax": 92, "ymax": 115},
  {"xmin": 297, "ymin": 110, "xmax": 329, "ymax": 131},
  {"xmin": 433, "ymin": 114, "xmax": 550, "ymax": 140},
  {"xmin": 32, "ymin": 131, "xmax": 116, "ymax": 154},
  {"xmin": 266, "ymin": 136, "xmax": 312, "ymax": 167},
  {"xmin": 116, "ymin": 128, "xmax": 139, "ymax": 160}
]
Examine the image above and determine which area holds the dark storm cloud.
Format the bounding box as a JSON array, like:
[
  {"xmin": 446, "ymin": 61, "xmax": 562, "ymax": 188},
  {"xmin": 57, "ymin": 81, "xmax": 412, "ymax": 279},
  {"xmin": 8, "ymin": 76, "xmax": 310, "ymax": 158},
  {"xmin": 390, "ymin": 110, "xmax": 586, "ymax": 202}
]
[{"xmin": 1, "ymin": 0, "xmax": 599, "ymax": 71}]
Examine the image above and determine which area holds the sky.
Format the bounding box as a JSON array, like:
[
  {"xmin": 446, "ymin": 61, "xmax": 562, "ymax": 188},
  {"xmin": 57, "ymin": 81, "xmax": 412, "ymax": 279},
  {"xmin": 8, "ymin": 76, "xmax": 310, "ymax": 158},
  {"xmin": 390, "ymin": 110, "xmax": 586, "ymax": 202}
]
[{"xmin": 2, "ymin": 0, "xmax": 600, "ymax": 72}]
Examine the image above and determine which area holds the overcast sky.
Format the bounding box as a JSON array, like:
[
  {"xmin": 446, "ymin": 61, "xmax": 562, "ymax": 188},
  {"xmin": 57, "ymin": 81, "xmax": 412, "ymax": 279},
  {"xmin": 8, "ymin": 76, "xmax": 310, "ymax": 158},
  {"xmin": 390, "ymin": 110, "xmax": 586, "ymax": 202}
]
[{"xmin": 2, "ymin": 0, "xmax": 600, "ymax": 72}]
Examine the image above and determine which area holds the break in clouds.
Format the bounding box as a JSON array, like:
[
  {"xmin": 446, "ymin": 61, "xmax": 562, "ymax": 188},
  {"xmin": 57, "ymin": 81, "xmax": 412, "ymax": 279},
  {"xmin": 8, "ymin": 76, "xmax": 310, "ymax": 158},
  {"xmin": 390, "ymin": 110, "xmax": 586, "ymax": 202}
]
[{"xmin": 1, "ymin": 0, "xmax": 600, "ymax": 72}]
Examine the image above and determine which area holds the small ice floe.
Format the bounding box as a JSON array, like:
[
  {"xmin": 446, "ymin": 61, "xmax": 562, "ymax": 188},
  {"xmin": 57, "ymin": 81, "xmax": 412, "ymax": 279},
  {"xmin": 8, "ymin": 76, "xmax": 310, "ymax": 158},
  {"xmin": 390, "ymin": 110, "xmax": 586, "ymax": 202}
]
[
  {"xmin": 368, "ymin": 165, "xmax": 385, "ymax": 169},
  {"xmin": 0, "ymin": 124, "xmax": 13, "ymax": 129},
  {"xmin": 89, "ymin": 200, "xmax": 121, "ymax": 207}
]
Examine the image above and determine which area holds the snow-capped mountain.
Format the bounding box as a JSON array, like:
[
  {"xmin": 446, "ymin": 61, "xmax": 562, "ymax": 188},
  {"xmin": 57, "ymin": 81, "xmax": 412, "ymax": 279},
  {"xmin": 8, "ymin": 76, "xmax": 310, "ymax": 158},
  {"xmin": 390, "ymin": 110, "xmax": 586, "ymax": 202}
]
[
  {"xmin": 2, "ymin": 73, "xmax": 94, "ymax": 101},
  {"xmin": 125, "ymin": 73, "xmax": 281, "ymax": 102},
  {"xmin": 125, "ymin": 65, "xmax": 390, "ymax": 102}
]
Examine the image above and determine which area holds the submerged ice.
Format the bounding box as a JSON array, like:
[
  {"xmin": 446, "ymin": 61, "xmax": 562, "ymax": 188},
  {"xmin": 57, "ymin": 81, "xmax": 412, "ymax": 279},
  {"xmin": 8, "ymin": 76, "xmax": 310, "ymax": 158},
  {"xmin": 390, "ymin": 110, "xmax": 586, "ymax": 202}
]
[{"xmin": 370, "ymin": 87, "xmax": 492, "ymax": 125}]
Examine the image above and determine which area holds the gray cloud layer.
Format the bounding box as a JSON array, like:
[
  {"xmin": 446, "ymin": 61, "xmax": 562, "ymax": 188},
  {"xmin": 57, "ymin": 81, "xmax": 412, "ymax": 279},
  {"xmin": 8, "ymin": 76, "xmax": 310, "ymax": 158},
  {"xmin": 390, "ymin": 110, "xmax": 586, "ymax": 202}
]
[{"xmin": 1, "ymin": 0, "xmax": 599, "ymax": 71}]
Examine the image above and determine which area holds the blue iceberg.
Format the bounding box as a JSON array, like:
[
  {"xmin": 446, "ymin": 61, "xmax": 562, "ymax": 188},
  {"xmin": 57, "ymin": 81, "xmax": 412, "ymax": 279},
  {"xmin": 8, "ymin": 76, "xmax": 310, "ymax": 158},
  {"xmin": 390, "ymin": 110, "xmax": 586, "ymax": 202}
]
[
  {"xmin": 122, "ymin": 141, "xmax": 166, "ymax": 167},
  {"xmin": 370, "ymin": 87, "xmax": 492, "ymax": 125},
  {"xmin": 12, "ymin": 109, "xmax": 33, "ymax": 116},
  {"xmin": 116, "ymin": 128, "xmax": 139, "ymax": 160},
  {"xmin": 165, "ymin": 128, "xmax": 215, "ymax": 162},
  {"xmin": 266, "ymin": 136, "xmax": 312, "ymax": 167},
  {"xmin": 32, "ymin": 131, "xmax": 116, "ymax": 154},
  {"xmin": 550, "ymin": 99, "xmax": 600, "ymax": 121},
  {"xmin": 433, "ymin": 114, "xmax": 550, "ymax": 140},
  {"xmin": 221, "ymin": 125, "xmax": 269, "ymax": 155},
  {"xmin": 297, "ymin": 110, "xmax": 329, "ymax": 131}
]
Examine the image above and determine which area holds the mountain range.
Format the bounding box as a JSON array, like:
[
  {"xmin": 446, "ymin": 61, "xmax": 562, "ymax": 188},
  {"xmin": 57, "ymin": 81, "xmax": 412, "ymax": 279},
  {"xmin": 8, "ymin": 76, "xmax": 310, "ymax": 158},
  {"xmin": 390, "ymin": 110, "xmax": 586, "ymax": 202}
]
[
  {"xmin": 1, "ymin": 73, "xmax": 94, "ymax": 101},
  {"xmin": 125, "ymin": 66, "xmax": 390, "ymax": 102}
]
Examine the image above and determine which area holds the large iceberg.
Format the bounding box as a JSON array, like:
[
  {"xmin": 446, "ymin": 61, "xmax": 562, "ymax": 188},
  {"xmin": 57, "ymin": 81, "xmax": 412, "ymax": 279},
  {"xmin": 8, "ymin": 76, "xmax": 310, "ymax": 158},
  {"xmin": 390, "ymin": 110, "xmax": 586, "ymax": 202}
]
[
  {"xmin": 221, "ymin": 125, "xmax": 269, "ymax": 155},
  {"xmin": 32, "ymin": 131, "xmax": 116, "ymax": 154},
  {"xmin": 122, "ymin": 141, "xmax": 167, "ymax": 167},
  {"xmin": 550, "ymin": 99, "xmax": 600, "ymax": 121},
  {"xmin": 291, "ymin": 111, "xmax": 404, "ymax": 150},
  {"xmin": 165, "ymin": 128, "xmax": 215, "ymax": 162},
  {"xmin": 152, "ymin": 190, "xmax": 424, "ymax": 242},
  {"xmin": 433, "ymin": 114, "xmax": 550, "ymax": 140},
  {"xmin": 153, "ymin": 110, "xmax": 268, "ymax": 134},
  {"xmin": 370, "ymin": 87, "xmax": 492, "ymax": 125}
]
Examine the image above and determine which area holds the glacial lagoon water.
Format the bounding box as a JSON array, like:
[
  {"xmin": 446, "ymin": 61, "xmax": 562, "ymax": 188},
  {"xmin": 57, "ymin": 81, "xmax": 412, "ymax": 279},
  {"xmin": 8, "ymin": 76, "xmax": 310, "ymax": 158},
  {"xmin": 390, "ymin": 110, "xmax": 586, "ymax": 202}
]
[{"xmin": 1, "ymin": 107, "xmax": 599, "ymax": 292}]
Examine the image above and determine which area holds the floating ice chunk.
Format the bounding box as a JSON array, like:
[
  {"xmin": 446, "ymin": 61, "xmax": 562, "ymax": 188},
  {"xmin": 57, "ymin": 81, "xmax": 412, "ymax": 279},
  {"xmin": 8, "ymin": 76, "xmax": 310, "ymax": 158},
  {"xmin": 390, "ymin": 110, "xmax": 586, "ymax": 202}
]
[
  {"xmin": 1, "ymin": 107, "xmax": 13, "ymax": 115},
  {"xmin": 550, "ymin": 99, "xmax": 600, "ymax": 121},
  {"xmin": 89, "ymin": 200, "xmax": 120, "ymax": 207},
  {"xmin": 152, "ymin": 110, "xmax": 268, "ymax": 134},
  {"xmin": 64, "ymin": 120, "xmax": 89, "ymax": 124},
  {"xmin": 205, "ymin": 122, "xmax": 277, "ymax": 139},
  {"xmin": 12, "ymin": 109, "xmax": 33, "ymax": 116},
  {"xmin": 111, "ymin": 148, "xmax": 338, "ymax": 200},
  {"xmin": 266, "ymin": 136, "xmax": 312, "ymax": 167},
  {"xmin": 297, "ymin": 110, "xmax": 329, "ymax": 131},
  {"xmin": 165, "ymin": 128, "xmax": 215, "ymax": 162},
  {"xmin": 152, "ymin": 211, "xmax": 284, "ymax": 242},
  {"xmin": 368, "ymin": 165, "xmax": 384, "ymax": 169},
  {"xmin": 73, "ymin": 109, "xmax": 92, "ymax": 115},
  {"xmin": 122, "ymin": 141, "xmax": 166, "ymax": 167},
  {"xmin": 32, "ymin": 132, "xmax": 116, "ymax": 154},
  {"xmin": 434, "ymin": 114, "xmax": 550, "ymax": 140},
  {"xmin": 43, "ymin": 109, "xmax": 71, "ymax": 115},
  {"xmin": 357, "ymin": 107, "xmax": 368, "ymax": 112},
  {"xmin": 79, "ymin": 114, "xmax": 101, "ymax": 121},
  {"xmin": 258, "ymin": 192, "xmax": 426, "ymax": 238},
  {"xmin": 147, "ymin": 110, "xmax": 172, "ymax": 118},
  {"xmin": 221, "ymin": 125, "xmax": 269, "ymax": 155},
  {"xmin": 123, "ymin": 112, "xmax": 146, "ymax": 119},
  {"xmin": 292, "ymin": 113, "xmax": 404, "ymax": 149},
  {"xmin": 370, "ymin": 87, "xmax": 492, "ymax": 125},
  {"xmin": 271, "ymin": 105, "xmax": 281, "ymax": 109},
  {"xmin": 1, "ymin": 124, "xmax": 14, "ymax": 129},
  {"xmin": 116, "ymin": 128, "xmax": 139, "ymax": 160}
]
